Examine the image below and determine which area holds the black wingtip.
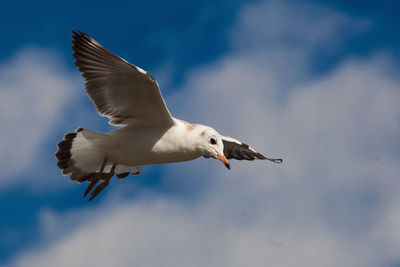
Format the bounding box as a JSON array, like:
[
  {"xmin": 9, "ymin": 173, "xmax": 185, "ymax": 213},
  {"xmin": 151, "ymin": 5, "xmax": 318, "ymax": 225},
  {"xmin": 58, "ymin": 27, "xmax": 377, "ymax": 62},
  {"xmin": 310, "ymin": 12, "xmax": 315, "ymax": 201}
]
[
  {"xmin": 71, "ymin": 29, "xmax": 80, "ymax": 38},
  {"xmin": 72, "ymin": 29, "xmax": 83, "ymax": 35},
  {"xmin": 225, "ymin": 162, "xmax": 231, "ymax": 170},
  {"xmin": 71, "ymin": 29, "xmax": 90, "ymax": 43},
  {"xmin": 268, "ymin": 158, "xmax": 283, "ymax": 163}
]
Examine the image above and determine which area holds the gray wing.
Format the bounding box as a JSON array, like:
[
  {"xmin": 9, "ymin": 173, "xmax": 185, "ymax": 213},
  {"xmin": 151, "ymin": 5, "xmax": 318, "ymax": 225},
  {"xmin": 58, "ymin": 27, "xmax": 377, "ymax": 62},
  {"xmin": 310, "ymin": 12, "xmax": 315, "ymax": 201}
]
[
  {"xmin": 72, "ymin": 30, "xmax": 174, "ymax": 127},
  {"xmin": 222, "ymin": 136, "xmax": 282, "ymax": 163}
]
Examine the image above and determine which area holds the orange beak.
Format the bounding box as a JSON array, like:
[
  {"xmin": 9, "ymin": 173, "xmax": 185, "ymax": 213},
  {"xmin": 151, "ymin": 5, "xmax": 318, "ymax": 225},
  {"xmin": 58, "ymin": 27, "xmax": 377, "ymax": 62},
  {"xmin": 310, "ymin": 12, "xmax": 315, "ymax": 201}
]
[{"xmin": 217, "ymin": 153, "xmax": 230, "ymax": 170}]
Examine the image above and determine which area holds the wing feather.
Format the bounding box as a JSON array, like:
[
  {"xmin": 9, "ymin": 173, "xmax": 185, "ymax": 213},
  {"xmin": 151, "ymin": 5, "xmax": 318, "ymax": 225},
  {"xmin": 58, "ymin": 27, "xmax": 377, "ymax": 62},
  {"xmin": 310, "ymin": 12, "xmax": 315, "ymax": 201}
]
[
  {"xmin": 222, "ymin": 137, "xmax": 264, "ymax": 161},
  {"xmin": 72, "ymin": 30, "xmax": 174, "ymax": 127},
  {"xmin": 222, "ymin": 135, "xmax": 282, "ymax": 163}
]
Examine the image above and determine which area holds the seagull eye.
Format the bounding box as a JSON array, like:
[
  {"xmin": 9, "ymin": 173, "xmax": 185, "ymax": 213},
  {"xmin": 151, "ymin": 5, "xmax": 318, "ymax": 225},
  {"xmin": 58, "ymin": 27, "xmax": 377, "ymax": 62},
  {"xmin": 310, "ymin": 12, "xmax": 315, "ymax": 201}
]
[{"xmin": 210, "ymin": 138, "xmax": 217, "ymax": 145}]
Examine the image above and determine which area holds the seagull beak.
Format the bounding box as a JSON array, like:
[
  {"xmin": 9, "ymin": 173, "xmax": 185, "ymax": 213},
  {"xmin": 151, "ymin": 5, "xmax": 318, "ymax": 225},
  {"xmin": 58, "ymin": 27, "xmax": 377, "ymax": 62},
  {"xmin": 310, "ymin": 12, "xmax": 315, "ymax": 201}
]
[{"xmin": 217, "ymin": 153, "xmax": 230, "ymax": 170}]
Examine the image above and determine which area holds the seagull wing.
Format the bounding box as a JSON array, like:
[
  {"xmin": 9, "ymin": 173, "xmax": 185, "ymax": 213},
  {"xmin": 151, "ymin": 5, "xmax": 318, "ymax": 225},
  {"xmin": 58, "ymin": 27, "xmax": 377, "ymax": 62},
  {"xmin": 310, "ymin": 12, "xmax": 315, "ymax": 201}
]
[
  {"xmin": 72, "ymin": 30, "xmax": 174, "ymax": 127},
  {"xmin": 222, "ymin": 135, "xmax": 282, "ymax": 163}
]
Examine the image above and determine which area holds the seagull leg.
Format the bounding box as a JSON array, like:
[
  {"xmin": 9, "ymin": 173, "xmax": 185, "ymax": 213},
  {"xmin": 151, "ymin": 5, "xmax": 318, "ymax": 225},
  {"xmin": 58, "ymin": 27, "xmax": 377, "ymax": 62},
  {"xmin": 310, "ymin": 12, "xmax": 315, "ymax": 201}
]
[
  {"xmin": 84, "ymin": 157, "xmax": 107, "ymax": 197},
  {"xmin": 89, "ymin": 163, "xmax": 116, "ymax": 201}
]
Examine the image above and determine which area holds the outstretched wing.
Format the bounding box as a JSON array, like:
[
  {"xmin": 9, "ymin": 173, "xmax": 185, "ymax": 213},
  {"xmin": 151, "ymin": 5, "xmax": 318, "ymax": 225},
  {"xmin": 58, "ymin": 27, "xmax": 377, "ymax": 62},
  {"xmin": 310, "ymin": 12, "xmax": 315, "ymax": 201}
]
[
  {"xmin": 222, "ymin": 136, "xmax": 282, "ymax": 163},
  {"xmin": 72, "ymin": 30, "xmax": 174, "ymax": 128}
]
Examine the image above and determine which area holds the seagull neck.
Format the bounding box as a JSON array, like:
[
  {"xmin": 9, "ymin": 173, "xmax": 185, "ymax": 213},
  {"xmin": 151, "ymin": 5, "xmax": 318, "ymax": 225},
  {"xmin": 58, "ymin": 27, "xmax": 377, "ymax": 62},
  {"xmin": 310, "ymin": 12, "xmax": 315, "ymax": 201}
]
[{"xmin": 166, "ymin": 118, "xmax": 202, "ymax": 155}]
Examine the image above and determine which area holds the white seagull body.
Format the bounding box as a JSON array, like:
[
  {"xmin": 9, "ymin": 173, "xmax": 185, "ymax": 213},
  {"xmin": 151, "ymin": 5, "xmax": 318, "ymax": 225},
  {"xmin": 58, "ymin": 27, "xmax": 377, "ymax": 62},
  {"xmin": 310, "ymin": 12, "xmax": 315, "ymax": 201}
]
[{"xmin": 55, "ymin": 31, "xmax": 282, "ymax": 200}]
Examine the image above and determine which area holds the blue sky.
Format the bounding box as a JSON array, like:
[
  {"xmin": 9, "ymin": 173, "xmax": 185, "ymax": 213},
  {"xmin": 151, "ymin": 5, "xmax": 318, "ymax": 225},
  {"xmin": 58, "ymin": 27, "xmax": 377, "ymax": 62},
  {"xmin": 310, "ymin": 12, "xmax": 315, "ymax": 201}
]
[{"xmin": 1, "ymin": 0, "xmax": 400, "ymax": 266}]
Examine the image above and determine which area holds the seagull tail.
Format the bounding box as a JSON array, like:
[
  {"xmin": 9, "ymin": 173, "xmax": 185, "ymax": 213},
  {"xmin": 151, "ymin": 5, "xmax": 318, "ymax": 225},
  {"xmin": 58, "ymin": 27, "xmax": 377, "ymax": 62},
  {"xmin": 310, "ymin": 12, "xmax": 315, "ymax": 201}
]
[
  {"xmin": 55, "ymin": 128, "xmax": 108, "ymax": 183},
  {"xmin": 55, "ymin": 128, "xmax": 142, "ymax": 183}
]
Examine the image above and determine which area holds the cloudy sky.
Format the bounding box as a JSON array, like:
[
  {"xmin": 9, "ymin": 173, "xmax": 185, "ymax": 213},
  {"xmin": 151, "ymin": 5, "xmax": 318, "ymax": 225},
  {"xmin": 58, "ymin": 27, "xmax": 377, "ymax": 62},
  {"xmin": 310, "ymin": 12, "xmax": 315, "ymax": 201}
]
[{"xmin": 1, "ymin": 0, "xmax": 400, "ymax": 266}]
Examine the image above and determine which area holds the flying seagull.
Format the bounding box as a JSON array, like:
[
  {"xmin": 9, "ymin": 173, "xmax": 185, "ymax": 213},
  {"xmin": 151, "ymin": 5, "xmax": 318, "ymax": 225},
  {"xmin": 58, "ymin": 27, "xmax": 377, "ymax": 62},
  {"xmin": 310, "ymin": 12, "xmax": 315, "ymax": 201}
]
[{"xmin": 55, "ymin": 31, "xmax": 282, "ymax": 201}]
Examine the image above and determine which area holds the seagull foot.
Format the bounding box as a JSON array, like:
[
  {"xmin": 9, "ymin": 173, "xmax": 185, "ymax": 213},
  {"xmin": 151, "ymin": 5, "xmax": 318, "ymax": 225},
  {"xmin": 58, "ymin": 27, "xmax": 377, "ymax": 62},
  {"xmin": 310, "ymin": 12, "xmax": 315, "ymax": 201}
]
[
  {"xmin": 89, "ymin": 179, "xmax": 110, "ymax": 201},
  {"xmin": 84, "ymin": 178, "xmax": 100, "ymax": 197},
  {"xmin": 88, "ymin": 163, "xmax": 116, "ymax": 201},
  {"xmin": 84, "ymin": 158, "xmax": 107, "ymax": 197}
]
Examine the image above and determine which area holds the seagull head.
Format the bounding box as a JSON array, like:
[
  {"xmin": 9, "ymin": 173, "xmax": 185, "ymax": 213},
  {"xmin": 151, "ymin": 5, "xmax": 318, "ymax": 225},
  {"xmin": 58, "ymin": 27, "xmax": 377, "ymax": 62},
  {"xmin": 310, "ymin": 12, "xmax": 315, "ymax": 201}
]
[{"xmin": 196, "ymin": 125, "xmax": 230, "ymax": 170}]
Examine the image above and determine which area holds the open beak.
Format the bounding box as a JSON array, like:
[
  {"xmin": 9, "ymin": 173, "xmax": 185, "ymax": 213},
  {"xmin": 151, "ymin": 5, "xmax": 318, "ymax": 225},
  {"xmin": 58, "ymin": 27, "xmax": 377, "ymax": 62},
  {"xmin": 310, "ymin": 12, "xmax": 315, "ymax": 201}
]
[{"xmin": 217, "ymin": 153, "xmax": 230, "ymax": 170}]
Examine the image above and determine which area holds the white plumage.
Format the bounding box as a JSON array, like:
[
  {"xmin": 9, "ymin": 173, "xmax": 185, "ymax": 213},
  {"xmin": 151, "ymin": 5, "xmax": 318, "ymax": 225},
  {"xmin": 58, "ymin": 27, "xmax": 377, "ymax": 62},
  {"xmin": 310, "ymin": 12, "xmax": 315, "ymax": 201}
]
[{"xmin": 55, "ymin": 31, "xmax": 282, "ymax": 200}]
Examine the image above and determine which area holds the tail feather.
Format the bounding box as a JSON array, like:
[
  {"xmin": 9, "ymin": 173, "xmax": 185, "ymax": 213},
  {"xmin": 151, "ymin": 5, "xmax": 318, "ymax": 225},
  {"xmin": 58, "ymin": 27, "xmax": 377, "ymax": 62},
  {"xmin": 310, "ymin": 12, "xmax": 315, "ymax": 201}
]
[
  {"xmin": 55, "ymin": 132, "xmax": 76, "ymax": 171},
  {"xmin": 55, "ymin": 128, "xmax": 141, "ymax": 183}
]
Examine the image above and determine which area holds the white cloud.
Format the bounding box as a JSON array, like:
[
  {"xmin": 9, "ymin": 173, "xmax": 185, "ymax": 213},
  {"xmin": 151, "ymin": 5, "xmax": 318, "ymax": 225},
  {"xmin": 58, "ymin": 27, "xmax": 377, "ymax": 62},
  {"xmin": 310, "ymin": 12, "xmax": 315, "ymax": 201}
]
[
  {"xmin": 232, "ymin": 0, "xmax": 370, "ymax": 51},
  {"xmin": 0, "ymin": 48, "xmax": 78, "ymax": 189},
  {"xmin": 7, "ymin": 0, "xmax": 400, "ymax": 266}
]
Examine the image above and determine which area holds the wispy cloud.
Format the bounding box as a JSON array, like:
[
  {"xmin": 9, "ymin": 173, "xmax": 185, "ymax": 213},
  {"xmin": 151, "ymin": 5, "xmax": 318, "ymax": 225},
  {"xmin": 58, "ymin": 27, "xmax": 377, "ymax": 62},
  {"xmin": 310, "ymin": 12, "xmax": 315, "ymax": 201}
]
[
  {"xmin": 6, "ymin": 0, "xmax": 400, "ymax": 266},
  {"xmin": 0, "ymin": 48, "xmax": 78, "ymax": 189},
  {"xmin": 232, "ymin": 0, "xmax": 370, "ymax": 51}
]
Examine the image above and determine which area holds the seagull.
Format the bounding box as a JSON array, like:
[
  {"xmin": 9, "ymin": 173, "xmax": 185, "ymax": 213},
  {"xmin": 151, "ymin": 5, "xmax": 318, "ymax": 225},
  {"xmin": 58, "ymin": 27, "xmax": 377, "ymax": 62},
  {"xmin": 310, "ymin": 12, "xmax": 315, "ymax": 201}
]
[{"xmin": 55, "ymin": 31, "xmax": 282, "ymax": 201}]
